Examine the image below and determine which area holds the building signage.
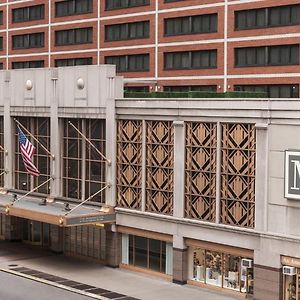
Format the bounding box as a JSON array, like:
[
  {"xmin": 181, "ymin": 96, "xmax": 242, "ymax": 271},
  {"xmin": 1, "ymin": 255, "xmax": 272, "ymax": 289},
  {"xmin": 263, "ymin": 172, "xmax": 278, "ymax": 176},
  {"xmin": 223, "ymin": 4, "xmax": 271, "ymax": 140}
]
[
  {"xmin": 65, "ymin": 213, "xmax": 115, "ymax": 226},
  {"xmin": 281, "ymin": 256, "xmax": 300, "ymax": 268},
  {"xmin": 285, "ymin": 150, "xmax": 300, "ymax": 200}
]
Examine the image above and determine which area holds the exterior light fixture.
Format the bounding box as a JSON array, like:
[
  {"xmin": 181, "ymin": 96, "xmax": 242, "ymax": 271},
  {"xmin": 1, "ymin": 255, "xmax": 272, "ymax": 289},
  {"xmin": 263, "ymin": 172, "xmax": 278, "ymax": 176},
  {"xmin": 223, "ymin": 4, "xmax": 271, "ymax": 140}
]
[
  {"xmin": 25, "ymin": 80, "xmax": 33, "ymax": 90},
  {"xmin": 77, "ymin": 78, "xmax": 85, "ymax": 90}
]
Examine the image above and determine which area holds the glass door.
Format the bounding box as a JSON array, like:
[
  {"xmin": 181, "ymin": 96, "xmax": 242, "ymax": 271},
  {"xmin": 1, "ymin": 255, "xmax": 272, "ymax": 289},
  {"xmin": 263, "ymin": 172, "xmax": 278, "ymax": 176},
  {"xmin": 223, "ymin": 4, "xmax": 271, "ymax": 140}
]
[{"xmin": 22, "ymin": 219, "xmax": 50, "ymax": 247}]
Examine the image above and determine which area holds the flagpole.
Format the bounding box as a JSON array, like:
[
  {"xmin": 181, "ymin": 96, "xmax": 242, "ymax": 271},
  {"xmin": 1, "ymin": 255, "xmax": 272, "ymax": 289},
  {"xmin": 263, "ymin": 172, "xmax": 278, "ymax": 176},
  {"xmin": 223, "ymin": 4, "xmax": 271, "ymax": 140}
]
[
  {"xmin": 14, "ymin": 119, "xmax": 55, "ymax": 159},
  {"xmin": 68, "ymin": 121, "xmax": 111, "ymax": 165},
  {"xmin": 10, "ymin": 177, "xmax": 53, "ymax": 205},
  {"xmin": 64, "ymin": 184, "xmax": 110, "ymax": 216}
]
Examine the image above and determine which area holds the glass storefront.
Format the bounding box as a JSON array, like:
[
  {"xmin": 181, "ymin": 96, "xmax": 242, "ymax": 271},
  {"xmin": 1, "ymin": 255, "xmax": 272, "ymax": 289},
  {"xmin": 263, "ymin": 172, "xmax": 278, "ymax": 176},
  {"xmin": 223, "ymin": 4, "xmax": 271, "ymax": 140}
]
[
  {"xmin": 283, "ymin": 266, "xmax": 300, "ymax": 300},
  {"xmin": 192, "ymin": 247, "xmax": 254, "ymax": 295},
  {"xmin": 122, "ymin": 234, "xmax": 173, "ymax": 275},
  {"xmin": 22, "ymin": 219, "xmax": 50, "ymax": 247}
]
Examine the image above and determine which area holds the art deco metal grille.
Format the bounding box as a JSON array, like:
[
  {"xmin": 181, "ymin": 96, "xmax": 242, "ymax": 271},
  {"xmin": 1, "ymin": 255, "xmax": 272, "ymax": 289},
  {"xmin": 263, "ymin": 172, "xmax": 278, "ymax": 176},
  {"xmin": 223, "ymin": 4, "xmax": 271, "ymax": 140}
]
[
  {"xmin": 220, "ymin": 123, "xmax": 256, "ymax": 228},
  {"xmin": 145, "ymin": 121, "xmax": 174, "ymax": 214},
  {"xmin": 116, "ymin": 120, "xmax": 143, "ymax": 209},
  {"xmin": 185, "ymin": 122, "xmax": 217, "ymax": 221}
]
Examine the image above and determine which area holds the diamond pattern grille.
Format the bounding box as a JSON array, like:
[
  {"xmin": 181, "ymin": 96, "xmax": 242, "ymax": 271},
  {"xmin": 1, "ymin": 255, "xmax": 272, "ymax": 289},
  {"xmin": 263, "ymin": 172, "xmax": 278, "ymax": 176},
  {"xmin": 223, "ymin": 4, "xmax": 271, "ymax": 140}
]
[
  {"xmin": 116, "ymin": 120, "xmax": 142, "ymax": 209},
  {"xmin": 220, "ymin": 123, "xmax": 256, "ymax": 228},
  {"xmin": 146, "ymin": 121, "xmax": 174, "ymax": 214},
  {"xmin": 185, "ymin": 122, "xmax": 217, "ymax": 221}
]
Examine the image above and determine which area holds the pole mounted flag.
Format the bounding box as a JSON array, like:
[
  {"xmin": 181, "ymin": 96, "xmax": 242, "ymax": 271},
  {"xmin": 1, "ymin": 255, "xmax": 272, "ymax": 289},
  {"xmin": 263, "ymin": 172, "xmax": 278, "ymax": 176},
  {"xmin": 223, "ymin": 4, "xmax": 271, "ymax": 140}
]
[{"xmin": 17, "ymin": 126, "xmax": 40, "ymax": 177}]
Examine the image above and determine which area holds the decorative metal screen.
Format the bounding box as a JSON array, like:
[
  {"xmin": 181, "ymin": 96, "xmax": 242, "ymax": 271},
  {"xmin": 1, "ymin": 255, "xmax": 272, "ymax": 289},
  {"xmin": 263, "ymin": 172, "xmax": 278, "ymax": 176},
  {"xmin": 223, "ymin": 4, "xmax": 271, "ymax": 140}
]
[
  {"xmin": 146, "ymin": 121, "xmax": 174, "ymax": 214},
  {"xmin": 116, "ymin": 120, "xmax": 143, "ymax": 209},
  {"xmin": 0, "ymin": 117, "xmax": 4, "ymax": 188},
  {"xmin": 185, "ymin": 122, "xmax": 217, "ymax": 221},
  {"xmin": 220, "ymin": 123, "xmax": 256, "ymax": 228}
]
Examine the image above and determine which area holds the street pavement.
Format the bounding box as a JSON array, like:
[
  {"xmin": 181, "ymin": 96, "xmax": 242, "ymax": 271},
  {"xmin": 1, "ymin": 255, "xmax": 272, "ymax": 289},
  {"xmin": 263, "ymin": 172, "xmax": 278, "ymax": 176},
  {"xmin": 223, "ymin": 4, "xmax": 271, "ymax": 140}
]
[
  {"xmin": 0, "ymin": 271, "xmax": 93, "ymax": 300},
  {"xmin": 0, "ymin": 240, "xmax": 241, "ymax": 300}
]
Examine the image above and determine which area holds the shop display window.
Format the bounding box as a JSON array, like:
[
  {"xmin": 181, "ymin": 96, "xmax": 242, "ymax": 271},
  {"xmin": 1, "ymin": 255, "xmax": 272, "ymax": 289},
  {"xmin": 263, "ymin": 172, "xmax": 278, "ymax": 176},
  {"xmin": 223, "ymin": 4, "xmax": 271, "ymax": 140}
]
[{"xmin": 192, "ymin": 247, "xmax": 253, "ymax": 295}]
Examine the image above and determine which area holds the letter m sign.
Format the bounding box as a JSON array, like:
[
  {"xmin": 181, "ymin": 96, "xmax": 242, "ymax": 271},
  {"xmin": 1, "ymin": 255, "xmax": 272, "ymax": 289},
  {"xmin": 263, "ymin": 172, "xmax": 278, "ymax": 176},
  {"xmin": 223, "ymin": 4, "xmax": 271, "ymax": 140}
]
[{"xmin": 285, "ymin": 150, "xmax": 300, "ymax": 199}]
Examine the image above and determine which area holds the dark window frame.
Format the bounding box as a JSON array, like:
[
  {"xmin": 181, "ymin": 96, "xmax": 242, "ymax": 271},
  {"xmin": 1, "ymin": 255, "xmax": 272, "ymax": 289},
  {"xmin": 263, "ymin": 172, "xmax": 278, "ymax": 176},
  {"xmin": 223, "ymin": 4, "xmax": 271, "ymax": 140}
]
[
  {"xmin": 12, "ymin": 4, "xmax": 45, "ymax": 23},
  {"xmin": 55, "ymin": 27, "xmax": 93, "ymax": 46},
  {"xmin": 12, "ymin": 32, "xmax": 45, "ymax": 49},
  {"xmin": 55, "ymin": 0, "xmax": 93, "ymax": 17},
  {"xmin": 105, "ymin": 0, "xmax": 150, "ymax": 11},
  {"xmin": 105, "ymin": 54, "xmax": 149, "ymax": 72}
]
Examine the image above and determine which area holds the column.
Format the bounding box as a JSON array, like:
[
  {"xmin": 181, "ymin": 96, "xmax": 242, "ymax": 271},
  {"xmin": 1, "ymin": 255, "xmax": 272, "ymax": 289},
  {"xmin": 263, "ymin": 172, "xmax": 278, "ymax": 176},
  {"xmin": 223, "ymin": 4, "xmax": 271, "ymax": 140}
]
[
  {"xmin": 172, "ymin": 235, "xmax": 188, "ymax": 284},
  {"xmin": 105, "ymin": 224, "xmax": 121, "ymax": 268},
  {"xmin": 4, "ymin": 216, "xmax": 22, "ymax": 241},
  {"xmin": 50, "ymin": 225, "xmax": 64, "ymax": 253}
]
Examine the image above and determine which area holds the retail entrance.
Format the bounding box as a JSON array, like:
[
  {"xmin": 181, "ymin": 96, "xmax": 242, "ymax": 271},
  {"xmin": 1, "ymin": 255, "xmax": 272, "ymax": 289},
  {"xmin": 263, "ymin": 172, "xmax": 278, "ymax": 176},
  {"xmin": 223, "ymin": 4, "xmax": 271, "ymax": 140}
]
[{"xmin": 21, "ymin": 219, "xmax": 50, "ymax": 247}]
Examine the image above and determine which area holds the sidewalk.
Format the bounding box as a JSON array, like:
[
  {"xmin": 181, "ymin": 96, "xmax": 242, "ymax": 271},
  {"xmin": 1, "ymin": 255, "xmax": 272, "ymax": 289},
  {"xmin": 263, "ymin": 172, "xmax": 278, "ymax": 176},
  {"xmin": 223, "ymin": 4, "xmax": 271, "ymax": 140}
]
[{"xmin": 0, "ymin": 241, "xmax": 241, "ymax": 300}]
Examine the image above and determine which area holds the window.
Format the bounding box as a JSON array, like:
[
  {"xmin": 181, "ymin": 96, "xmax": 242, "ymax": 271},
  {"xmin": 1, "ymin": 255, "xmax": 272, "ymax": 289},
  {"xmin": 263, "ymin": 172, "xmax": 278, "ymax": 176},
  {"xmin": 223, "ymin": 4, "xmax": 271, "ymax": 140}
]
[
  {"xmin": 63, "ymin": 119, "xmax": 106, "ymax": 202},
  {"xmin": 164, "ymin": 85, "xmax": 217, "ymax": 92},
  {"xmin": 12, "ymin": 60, "xmax": 44, "ymax": 69},
  {"xmin": 122, "ymin": 234, "xmax": 172, "ymax": 274},
  {"xmin": 55, "ymin": 27, "xmax": 92, "ymax": 45},
  {"xmin": 192, "ymin": 247, "xmax": 254, "ymax": 294},
  {"xmin": 165, "ymin": 14, "xmax": 217, "ymax": 36},
  {"xmin": 165, "ymin": 0, "xmax": 184, "ymax": 2},
  {"xmin": 105, "ymin": 54, "xmax": 149, "ymax": 72},
  {"xmin": 14, "ymin": 118, "xmax": 51, "ymax": 194},
  {"xmin": 0, "ymin": 37, "xmax": 3, "ymax": 50},
  {"xmin": 234, "ymin": 84, "xmax": 299, "ymax": 98},
  {"xmin": 12, "ymin": 5, "xmax": 44, "ymax": 23},
  {"xmin": 55, "ymin": 0, "xmax": 93, "ymax": 17},
  {"xmin": 105, "ymin": 21, "xmax": 149, "ymax": 41},
  {"xmin": 0, "ymin": 11, "xmax": 3, "ymax": 25},
  {"xmin": 12, "ymin": 32, "xmax": 44, "ymax": 49},
  {"xmin": 235, "ymin": 44, "xmax": 299, "ymax": 67},
  {"xmin": 0, "ymin": 63, "xmax": 3, "ymax": 70},
  {"xmin": 235, "ymin": 5, "xmax": 300, "ymax": 30},
  {"xmin": 105, "ymin": 0, "xmax": 150, "ymax": 11},
  {"xmin": 124, "ymin": 86, "xmax": 149, "ymax": 92},
  {"xmin": 55, "ymin": 57, "xmax": 92, "ymax": 67},
  {"xmin": 164, "ymin": 50, "xmax": 217, "ymax": 70}
]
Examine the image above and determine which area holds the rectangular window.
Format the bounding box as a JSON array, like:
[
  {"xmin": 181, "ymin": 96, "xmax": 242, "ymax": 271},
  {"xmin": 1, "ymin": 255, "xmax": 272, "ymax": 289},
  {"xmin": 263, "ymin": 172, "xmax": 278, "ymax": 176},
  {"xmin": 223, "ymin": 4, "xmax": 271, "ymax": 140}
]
[
  {"xmin": 0, "ymin": 37, "xmax": 3, "ymax": 50},
  {"xmin": 235, "ymin": 44, "xmax": 299, "ymax": 67},
  {"xmin": 55, "ymin": 27, "xmax": 92, "ymax": 45},
  {"xmin": 164, "ymin": 50, "xmax": 217, "ymax": 70},
  {"xmin": 12, "ymin": 4, "xmax": 44, "ymax": 23},
  {"xmin": 105, "ymin": 21, "xmax": 149, "ymax": 41},
  {"xmin": 63, "ymin": 119, "xmax": 106, "ymax": 202},
  {"xmin": 12, "ymin": 60, "xmax": 44, "ymax": 69},
  {"xmin": 0, "ymin": 11, "xmax": 3, "ymax": 25},
  {"xmin": 105, "ymin": 0, "xmax": 150, "ymax": 10},
  {"xmin": 125, "ymin": 235, "xmax": 169, "ymax": 274},
  {"xmin": 55, "ymin": 57, "xmax": 92, "ymax": 67},
  {"xmin": 55, "ymin": 0, "xmax": 93, "ymax": 17},
  {"xmin": 235, "ymin": 4, "xmax": 300, "ymax": 30},
  {"xmin": 165, "ymin": 14, "xmax": 217, "ymax": 36},
  {"xmin": 105, "ymin": 54, "xmax": 149, "ymax": 72},
  {"xmin": 164, "ymin": 85, "xmax": 217, "ymax": 92},
  {"xmin": 234, "ymin": 84, "xmax": 299, "ymax": 98},
  {"xmin": 12, "ymin": 32, "xmax": 44, "ymax": 49},
  {"xmin": 14, "ymin": 118, "xmax": 51, "ymax": 194}
]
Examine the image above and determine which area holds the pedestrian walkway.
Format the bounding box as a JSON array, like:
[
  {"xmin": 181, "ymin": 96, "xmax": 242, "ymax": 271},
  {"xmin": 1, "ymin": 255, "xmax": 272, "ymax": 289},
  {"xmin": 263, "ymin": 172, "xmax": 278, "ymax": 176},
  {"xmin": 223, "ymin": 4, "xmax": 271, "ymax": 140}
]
[{"xmin": 0, "ymin": 241, "xmax": 241, "ymax": 300}]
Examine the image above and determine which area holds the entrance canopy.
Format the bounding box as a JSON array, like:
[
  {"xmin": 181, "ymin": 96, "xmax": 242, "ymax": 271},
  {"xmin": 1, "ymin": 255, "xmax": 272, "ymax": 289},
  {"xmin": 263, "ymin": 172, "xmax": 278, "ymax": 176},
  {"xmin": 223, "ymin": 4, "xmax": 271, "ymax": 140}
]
[{"xmin": 0, "ymin": 194, "xmax": 115, "ymax": 226}]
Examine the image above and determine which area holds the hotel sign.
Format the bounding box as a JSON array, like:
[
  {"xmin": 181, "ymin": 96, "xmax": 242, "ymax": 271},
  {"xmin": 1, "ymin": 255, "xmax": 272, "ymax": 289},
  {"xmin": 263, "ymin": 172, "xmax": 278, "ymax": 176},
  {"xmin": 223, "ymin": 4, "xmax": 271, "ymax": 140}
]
[{"xmin": 285, "ymin": 150, "xmax": 300, "ymax": 199}]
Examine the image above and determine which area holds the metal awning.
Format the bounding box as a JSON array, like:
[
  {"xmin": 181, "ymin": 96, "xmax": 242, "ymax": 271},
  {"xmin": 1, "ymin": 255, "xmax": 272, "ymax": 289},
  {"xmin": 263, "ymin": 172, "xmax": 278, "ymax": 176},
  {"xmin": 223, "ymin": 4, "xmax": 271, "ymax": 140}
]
[{"xmin": 0, "ymin": 194, "xmax": 115, "ymax": 226}]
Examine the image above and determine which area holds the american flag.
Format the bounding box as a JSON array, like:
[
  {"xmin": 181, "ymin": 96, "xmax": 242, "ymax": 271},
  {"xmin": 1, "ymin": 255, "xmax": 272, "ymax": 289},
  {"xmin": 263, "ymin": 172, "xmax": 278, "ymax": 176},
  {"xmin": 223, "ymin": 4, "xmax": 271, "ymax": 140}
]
[{"xmin": 17, "ymin": 127, "xmax": 40, "ymax": 177}]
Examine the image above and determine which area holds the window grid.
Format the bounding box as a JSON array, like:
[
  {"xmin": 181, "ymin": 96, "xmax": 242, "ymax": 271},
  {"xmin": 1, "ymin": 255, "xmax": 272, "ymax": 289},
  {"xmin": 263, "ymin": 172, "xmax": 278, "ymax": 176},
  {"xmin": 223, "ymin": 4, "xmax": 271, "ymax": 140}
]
[
  {"xmin": 55, "ymin": 0, "xmax": 93, "ymax": 17},
  {"xmin": 14, "ymin": 117, "xmax": 51, "ymax": 194},
  {"xmin": 55, "ymin": 57, "xmax": 93, "ymax": 67},
  {"xmin": 12, "ymin": 4, "xmax": 44, "ymax": 23},
  {"xmin": 105, "ymin": 54, "xmax": 149, "ymax": 72},
  {"xmin": 105, "ymin": 0, "xmax": 150, "ymax": 11},
  {"xmin": 55, "ymin": 27, "xmax": 93, "ymax": 46},
  {"xmin": 12, "ymin": 60, "xmax": 44, "ymax": 69},
  {"xmin": 12, "ymin": 32, "xmax": 44, "ymax": 49}
]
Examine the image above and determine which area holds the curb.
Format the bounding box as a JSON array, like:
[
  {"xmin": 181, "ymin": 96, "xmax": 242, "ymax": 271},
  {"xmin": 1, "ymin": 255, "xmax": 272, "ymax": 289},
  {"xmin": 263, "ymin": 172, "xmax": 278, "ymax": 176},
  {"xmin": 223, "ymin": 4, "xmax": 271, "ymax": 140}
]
[{"xmin": 0, "ymin": 268, "xmax": 109, "ymax": 300}]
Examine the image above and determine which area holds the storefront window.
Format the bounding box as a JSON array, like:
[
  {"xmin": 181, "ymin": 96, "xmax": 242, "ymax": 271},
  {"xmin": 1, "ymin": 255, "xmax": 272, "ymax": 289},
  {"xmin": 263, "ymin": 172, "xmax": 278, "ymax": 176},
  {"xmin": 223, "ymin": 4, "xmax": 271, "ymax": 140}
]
[
  {"xmin": 283, "ymin": 266, "xmax": 300, "ymax": 300},
  {"xmin": 192, "ymin": 247, "xmax": 253, "ymax": 295},
  {"xmin": 206, "ymin": 250, "xmax": 222, "ymax": 287},
  {"xmin": 193, "ymin": 248, "xmax": 205, "ymax": 282},
  {"xmin": 224, "ymin": 254, "xmax": 240, "ymax": 291},
  {"xmin": 123, "ymin": 234, "xmax": 171, "ymax": 274}
]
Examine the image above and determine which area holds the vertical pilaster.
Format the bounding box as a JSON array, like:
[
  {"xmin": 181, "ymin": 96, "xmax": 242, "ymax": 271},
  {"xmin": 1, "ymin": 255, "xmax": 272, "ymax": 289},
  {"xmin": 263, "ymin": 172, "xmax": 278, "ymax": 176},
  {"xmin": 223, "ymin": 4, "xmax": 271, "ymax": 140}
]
[
  {"xmin": 215, "ymin": 122, "xmax": 221, "ymax": 224},
  {"xmin": 173, "ymin": 121, "xmax": 185, "ymax": 218},
  {"xmin": 50, "ymin": 70, "xmax": 60, "ymax": 198},
  {"xmin": 255, "ymin": 124, "xmax": 268, "ymax": 232},
  {"xmin": 3, "ymin": 71, "xmax": 12, "ymax": 190},
  {"xmin": 141, "ymin": 120, "xmax": 146, "ymax": 212},
  {"xmin": 105, "ymin": 77, "xmax": 116, "ymax": 206}
]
